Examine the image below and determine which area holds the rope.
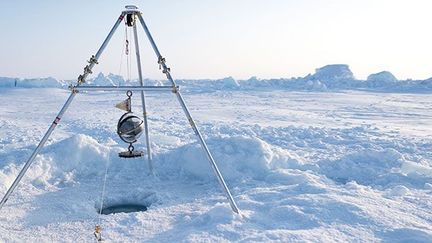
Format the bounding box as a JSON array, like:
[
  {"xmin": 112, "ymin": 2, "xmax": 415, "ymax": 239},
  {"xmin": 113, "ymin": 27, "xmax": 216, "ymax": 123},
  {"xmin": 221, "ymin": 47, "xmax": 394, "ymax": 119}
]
[
  {"xmin": 117, "ymin": 26, "xmax": 127, "ymax": 84},
  {"xmin": 126, "ymin": 27, "xmax": 132, "ymax": 83},
  {"xmin": 94, "ymin": 154, "xmax": 111, "ymax": 241},
  {"xmin": 118, "ymin": 25, "xmax": 132, "ymax": 87},
  {"xmin": 98, "ymin": 156, "xmax": 110, "ymax": 220}
]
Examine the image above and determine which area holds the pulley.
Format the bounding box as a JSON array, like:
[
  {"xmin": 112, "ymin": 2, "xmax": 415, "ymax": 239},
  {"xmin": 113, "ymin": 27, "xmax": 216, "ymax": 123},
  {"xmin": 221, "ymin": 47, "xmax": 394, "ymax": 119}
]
[{"xmin": 126, "ymin": 13, "xmax": 135, "ymax": 27}]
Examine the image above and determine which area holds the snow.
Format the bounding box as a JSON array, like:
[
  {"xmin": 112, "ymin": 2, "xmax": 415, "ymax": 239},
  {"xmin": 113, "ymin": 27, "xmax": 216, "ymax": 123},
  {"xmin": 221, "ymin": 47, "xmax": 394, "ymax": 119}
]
[
  {"xmin": 0, "ymin": 77, "xmax": 65, "ymax": 88},
  {"xmin": 367, "ymin": 71, "xmax": 399, "ymax": 88},
  {"xmin": 0, "ymin": 85, "xmax": 431, "ymax": 241},
  {"xmin": 367, "ymin": 71, "xmax": 398, "ymax": 83},
  {"xmin": 91, "ymin": 72, "xmax": 117, "ymax": 86},
  {"xmin": 311, "ymin": 64, "xmax": 355, "ymax": 81},
  {"xmin": 160, "ymin": 136, "xmax": 300, "ymax": 181},
  {"xmin": 0, "ymin": 77, "xmax": 17, "ymax": 88}
]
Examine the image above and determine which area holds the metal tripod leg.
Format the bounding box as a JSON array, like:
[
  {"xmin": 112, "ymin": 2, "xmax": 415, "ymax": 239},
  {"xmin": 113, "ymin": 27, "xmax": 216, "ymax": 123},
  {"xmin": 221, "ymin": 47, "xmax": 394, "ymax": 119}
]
[
  {"xmin": 137, "ymin": 13, "xmax": 240, "ymax": 214},
  {"xmin": 174, "ymin": 92, "xmax": 240, "ymax": 214},
  {"xmin": 0, "ymin": 92, "xmax": 76, "ymax": 210},
  {"xmin": 0, "ymin": 14, "xmax": 125, "ymax": 211},
  {"xmin": 132, "ymin": 19, "xmax": 154, "ymax": 175}
]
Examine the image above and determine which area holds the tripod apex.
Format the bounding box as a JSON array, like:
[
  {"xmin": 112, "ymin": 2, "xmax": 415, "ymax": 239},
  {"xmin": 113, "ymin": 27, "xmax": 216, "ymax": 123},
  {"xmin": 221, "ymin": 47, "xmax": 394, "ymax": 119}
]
[{"xmin": 125, "ymin": 5, "xmax": 138, "ymax": 10}]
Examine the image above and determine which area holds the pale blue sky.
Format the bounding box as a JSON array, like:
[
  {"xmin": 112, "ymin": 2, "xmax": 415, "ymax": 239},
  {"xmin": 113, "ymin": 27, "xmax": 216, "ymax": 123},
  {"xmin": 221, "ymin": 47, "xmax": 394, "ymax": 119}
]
[{"xmin": 0, "ymin": 0, "xmax": 431, "ymax": 80}]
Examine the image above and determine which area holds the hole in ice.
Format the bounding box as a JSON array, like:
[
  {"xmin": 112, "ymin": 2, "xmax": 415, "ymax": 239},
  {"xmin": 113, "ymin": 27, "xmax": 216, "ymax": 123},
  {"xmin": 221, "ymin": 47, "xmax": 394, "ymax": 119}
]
[
  {"xmin": 95, "ymin": 191, "xmax": 156, "ymax": 215},
  {"xmin": 99, "ymin": 203, "xmax": 148, "ymax": 215}
]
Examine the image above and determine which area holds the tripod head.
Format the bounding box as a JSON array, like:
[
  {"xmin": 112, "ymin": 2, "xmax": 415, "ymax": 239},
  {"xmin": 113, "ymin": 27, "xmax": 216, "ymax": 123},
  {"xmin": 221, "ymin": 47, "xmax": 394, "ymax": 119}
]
[
  {"xmin": 125, "ymin": 5, "xmax": 138, "ymax": 10},
  {"xmin": 123, "ymin": 5, "xmax": 140, "ymax": 14},
  {"xmin": 123, "ymin": 5, "xmax": 140, "ymax": 27}
]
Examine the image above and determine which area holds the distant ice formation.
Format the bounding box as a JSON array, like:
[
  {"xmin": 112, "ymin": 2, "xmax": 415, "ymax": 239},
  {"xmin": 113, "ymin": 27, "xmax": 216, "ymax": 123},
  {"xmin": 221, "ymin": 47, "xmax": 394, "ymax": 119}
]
[{"xmin": 1, "ymin": 65, "xmax": 431, "ymax": 92}]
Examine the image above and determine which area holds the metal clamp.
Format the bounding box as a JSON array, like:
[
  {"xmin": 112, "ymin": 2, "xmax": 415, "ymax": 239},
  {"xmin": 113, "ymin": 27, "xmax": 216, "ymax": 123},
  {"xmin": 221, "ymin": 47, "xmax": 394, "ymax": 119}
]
[
  {"xmin": 78, "ymin": 54, "xmax": 99, "ymax": 84},
  {"xmin": 158, "ymin": 56, "xmax": 171, "ymax": 74},
  {"xmin": 84, "ymin": 65, "xmax": 93, "ymax": 75},
  {"xmin": 172, "ymin": 85, "xmax": 179, "ymax": 93},
  {"xmin": 77, "ymin": 74, "xmax": 85, "ymax": 84},
  {"xmin": 88, "ymin": 55, "xmax": 99, "ymax": 65},
  {"xmin": 157, "ymin": 56, "xmax": 166, "ymax": 65},
  {"xmin": 68, "ymin": 85, "xmax": 79, "ymax": 93},
  {"xmin": 158, "ymin": 56, "xmax": 166, "ymax": 70}
]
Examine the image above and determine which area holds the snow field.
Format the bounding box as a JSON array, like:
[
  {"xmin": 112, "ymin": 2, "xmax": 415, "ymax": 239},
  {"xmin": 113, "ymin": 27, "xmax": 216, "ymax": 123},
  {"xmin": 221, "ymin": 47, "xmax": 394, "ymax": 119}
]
[{"xmin": 0, "ymin": 88, "xmax": 431, "ymax": 242}]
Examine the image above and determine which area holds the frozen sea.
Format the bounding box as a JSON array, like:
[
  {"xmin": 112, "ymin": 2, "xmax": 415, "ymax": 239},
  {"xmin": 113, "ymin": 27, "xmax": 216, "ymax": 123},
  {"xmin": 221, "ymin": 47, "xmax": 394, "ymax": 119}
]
[{"xmin": 0, "ymin": 88, "xmax": 431, "ymax": 242}]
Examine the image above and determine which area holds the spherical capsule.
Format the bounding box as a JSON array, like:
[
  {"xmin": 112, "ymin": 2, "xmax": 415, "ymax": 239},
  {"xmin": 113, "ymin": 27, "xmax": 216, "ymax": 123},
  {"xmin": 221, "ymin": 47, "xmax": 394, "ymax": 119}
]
[{"xmin": 117, "ymin": 112, "xmax": 144, "ymax": 143}]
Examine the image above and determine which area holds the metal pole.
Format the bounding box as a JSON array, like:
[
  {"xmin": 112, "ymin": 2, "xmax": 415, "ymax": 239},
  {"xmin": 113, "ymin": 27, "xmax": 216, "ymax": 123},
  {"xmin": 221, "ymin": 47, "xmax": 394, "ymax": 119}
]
[
  {"xmin": 137, "ymin": 13, "xmax": 240, "ymax": 214},
  {"xmin": 74, "ymin": 85, "xmax": 175, "ymax": 92},
  {"xmin": 0, "ymin": 14, "xmax": 124, "ymax": 211},
  {"xmin": 136, "ymin": 14, "xmax": 179, "ymax": 86},
  {"xmin": 136, "ymin": 14, "xmax": 162, "ymax": 58},
  {"xmin": 0, "ymin": 93, "xmax": 75, "ymax": 210},
  {"xmin": 95, "ymin": 14, "xmax": 126, "ymax": 60},
  {"xmin": 132, "ymin": 17, "xmax": 154, "ymax": 174},
  {"xmin": 175, "ymin": 93, "xmax": 240, "ymax": 214}
]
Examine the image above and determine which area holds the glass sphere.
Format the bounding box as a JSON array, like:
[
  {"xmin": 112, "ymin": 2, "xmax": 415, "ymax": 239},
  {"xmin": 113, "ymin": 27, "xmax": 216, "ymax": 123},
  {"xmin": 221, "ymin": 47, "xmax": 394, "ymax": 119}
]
[{"xmin": 117, "ymin": 113, "xmax": 144, "ymax": 143}]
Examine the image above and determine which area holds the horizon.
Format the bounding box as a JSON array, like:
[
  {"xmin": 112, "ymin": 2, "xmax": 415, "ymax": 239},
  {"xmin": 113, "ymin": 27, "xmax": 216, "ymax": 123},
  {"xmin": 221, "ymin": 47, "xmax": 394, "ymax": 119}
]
[
  {"xmin": 1, "ymin": 1, "xmax": 431, "ymax": 81},
  {"xmin": 3, "ymin": 63, "xmax": 430, "ymax": 82}
]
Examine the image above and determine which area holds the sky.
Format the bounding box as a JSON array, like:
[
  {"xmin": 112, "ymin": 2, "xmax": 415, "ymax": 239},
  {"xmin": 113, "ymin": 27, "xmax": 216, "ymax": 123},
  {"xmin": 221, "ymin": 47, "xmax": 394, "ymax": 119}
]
[{"xmin": 0, "ymin": 0, "xmax": 431, "ymax": 81}]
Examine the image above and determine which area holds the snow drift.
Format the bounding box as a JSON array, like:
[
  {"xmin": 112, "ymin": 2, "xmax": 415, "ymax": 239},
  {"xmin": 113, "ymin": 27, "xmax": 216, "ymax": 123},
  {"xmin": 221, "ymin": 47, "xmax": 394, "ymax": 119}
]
[
  {"xmin": 0, "ymin": 134, "xmax": 110, "ymax": 191},
  {"xmin": 0, "ymin": 133, "xmax": 319, "ymax": 193},
  {"xmin": 0, "ymin": 135, "xmax": 299, "ymax": 190},
  {"xmin": 319, "ymin": 148, "xmax": 432, "ymax": 189},
  {"xmin": 5, "ymin": 132, "xmax": 430, "ymax": 194},
  {"xmin": 159, "ymin": 136, "xmax": 301, "ymax": 181}
]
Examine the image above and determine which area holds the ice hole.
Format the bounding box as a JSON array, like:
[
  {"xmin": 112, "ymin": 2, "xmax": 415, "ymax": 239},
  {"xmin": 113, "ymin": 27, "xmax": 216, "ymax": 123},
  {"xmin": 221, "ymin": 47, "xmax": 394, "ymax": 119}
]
[
  {"xmin": 99, "ymin": 203, "xmax": 148, "ymax": 215},
  {"xmin": 96, "ymin": 191, "xmax": 156, "ymax": 215}
]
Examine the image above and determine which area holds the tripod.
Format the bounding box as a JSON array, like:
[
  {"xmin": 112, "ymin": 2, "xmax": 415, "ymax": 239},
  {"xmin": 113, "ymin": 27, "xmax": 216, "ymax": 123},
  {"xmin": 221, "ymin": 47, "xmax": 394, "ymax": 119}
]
[{"xmin": 0, "ymin": 5, "xmax": 239, "ymax": 214}]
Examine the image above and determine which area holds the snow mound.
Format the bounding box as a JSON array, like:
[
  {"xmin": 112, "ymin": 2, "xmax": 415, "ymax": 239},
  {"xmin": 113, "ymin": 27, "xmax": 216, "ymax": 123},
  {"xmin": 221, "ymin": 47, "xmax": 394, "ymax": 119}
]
[
  {"xmin": 0, "ymin": 163, "xmax": 21, "ymax": 192},
  {"xmin": 0, "ymin": 134, "xmax": 113, "ymax": 189},
  {"xmin": 28, "ymin": 134, "xmax": 111, "ymax": 186},
  {"xmin": 212, "ymin": 77, "xmax": 240, "ymax": 89},
  {"xmin": 367, "ymin": 71, "xmax": 397, "ymax": 83},
  {"xmin": 319, "ymin": 148, "xmax": 432, "ymax": 188},
  {"xmin": 1, "ymin": 134, "xmax": 305, "ymax": 189},
  {"xmin": 0, "ymin": 77, "xmax": 17, "ymax": 87},
  {"xmin": 0, "ymin": 77, "xmax": 64, "ymax": 88},
  {"xmin": 319, "ymin": 148, "xmax": 402, "ymax": 186},
  {"xmin": 189, "ymin": 203, "xmax": 236, "ymax": 226},
  {"xmin": 305, "ymin": 79, "xmax": 328, "ymax": 91},
  {"xmin": 45, "ymin": 134, "xmax": 110, "ymax": 174},
  {"xmin": 90, "ymin": 72, "xmax": 117, "ymax": 86},
  {"xmin": 367, "ymin": 71, "xmax": 398, "ymax": 87},
  {"xmin": 0, "ymin": 134, "xmax": 110, "ymax": 190},
  {"xmin": 386, "ymin": 185, "xmax": 410, "ymax": 197},
  {"xmin": 159, "ymin": 136, "xmax": 301, "ymax": 181},
  {"xmin": 420, "ymin": 77, "xmax": 432, "ymax": 89},
  {"xmin": 18, "ymin": 77, "xmax": 63, "ymax": 88},
  {"xmin": 312, "ymin": 64, "xmax": 354, "ymax": 81},
  {"xmin": 84, "ymin": 72, "xmax": 163, "ymax": 87},
  {"xmin": 106, "ymin": 73, "xmax": 126, "ymax": 86}
]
